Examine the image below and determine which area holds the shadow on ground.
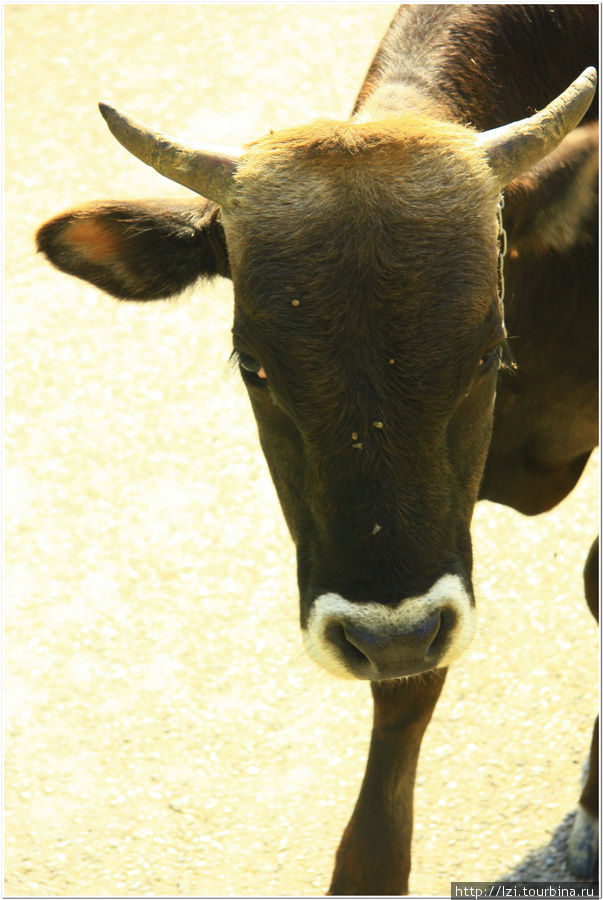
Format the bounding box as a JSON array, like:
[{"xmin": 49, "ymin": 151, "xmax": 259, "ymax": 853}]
[{"xmin": 493, "ymin": 812, "xmax": 599, "ymax": 893}]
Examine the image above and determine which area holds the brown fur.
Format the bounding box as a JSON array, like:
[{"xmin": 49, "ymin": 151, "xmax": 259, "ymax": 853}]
[{"xmin": 227, "ymin": 113, "xmax": 500, "ymax": 331}]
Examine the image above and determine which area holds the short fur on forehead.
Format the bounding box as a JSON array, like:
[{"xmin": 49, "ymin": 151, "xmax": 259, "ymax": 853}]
[
  {"xmin": 223, "ymin": 115, "xmax": 503, "ymax": 450},
  {"xmin": 224, "ymin": 113, "xmax": 500, "ymax": 322},
  {"xmin": 234, "ymin": 114, "xmax": 499, "ymax": 210}
]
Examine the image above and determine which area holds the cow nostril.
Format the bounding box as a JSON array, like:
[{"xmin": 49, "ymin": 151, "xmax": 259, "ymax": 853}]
[
  {"xmin": 410, "ymin": 611, "xmax": 441, "ymax": 647},
  {"xmin": 426, "ymin": 607, "xmax": 456, "ymax": 659},
  {"xmin": 326, "ymin": 622, "xmax": 371, "ymax": 667}
]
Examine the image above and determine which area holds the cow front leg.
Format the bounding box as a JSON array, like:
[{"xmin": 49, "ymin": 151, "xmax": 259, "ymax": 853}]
[
  {"xmin": 328, "ymin": 668, "xmax": 447, "ymax": 896},
  {"xmin": 568, "ymin": 536, "xmax": 599, "ymax": 879}
]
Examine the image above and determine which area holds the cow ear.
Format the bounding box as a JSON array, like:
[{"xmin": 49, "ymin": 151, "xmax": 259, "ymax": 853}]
[
  {"xmin": 36, "ymin": 198, "xmax": 230, "ymax": 300},
  {"xmin": 503, "ymin": 121, "xmax": 598, "ymax": 256}
]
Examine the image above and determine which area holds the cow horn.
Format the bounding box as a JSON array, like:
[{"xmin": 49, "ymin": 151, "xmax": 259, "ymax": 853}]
[
  {"xmin": 477, "ymin": 67, "xmax": 597, "ymax": 188},
  {"xmin": 98, "ymin": 102, "xmax": 242, "ymax": 207}
]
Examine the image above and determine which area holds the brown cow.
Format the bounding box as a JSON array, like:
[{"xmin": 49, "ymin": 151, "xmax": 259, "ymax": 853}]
[{"xmin": 36, "ymin": 5, "xmax": 598, "ymax": 894}]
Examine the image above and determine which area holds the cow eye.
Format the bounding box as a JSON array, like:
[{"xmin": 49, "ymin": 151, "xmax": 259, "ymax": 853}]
[
  {"xmin": 478, "ymin": 346, "xmax": 502, "ymax": 373},
  {"xmin": 235, "ymin": 350, "xmax": 268, "ymax": 383}
]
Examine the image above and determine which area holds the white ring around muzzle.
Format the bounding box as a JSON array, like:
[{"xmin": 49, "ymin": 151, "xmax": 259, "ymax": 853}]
[{"xmin": 302, "ymin": 573, "xmax": 476, "ymax": 679}]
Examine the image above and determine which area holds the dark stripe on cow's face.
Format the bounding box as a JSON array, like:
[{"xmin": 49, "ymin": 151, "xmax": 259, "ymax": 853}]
[{"xmin": 222, "ymin": 115, "xmax": 502, "ymax": 680}]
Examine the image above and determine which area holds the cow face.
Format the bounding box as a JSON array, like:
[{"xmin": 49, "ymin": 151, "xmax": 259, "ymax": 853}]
[
  {"xmin": 36, "ymin": 114, "xmax": 508, "ymax": 683},
  {"xmin": 222, "ymin": 116, "xmax": 503, "ymax": 679}
]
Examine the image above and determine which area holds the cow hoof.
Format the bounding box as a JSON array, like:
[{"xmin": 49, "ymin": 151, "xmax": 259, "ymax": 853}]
[{"xmin": 568, "ymin": 805, "xmax": 599, "ymax": 879}]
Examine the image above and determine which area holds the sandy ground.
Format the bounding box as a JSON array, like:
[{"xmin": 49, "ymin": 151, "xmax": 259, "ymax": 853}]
[{"xmin": 4, "ymin": 5, "xmax": 599, "ymax": 897}]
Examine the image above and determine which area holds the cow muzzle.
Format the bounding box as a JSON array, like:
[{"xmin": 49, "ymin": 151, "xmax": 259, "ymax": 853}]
[{"xmin": 302, "ymin": 573, "xmax": 475, "ymax": 680}]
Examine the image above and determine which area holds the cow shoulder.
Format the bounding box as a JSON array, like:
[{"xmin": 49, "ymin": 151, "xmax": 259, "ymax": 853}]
[
  {"xmin": 36, "ymin": 198, "xmax": 230, "ymax": 300},
  {"xmin": 503, "ymin": 121, "xmax": 598, "ymax": 256}
]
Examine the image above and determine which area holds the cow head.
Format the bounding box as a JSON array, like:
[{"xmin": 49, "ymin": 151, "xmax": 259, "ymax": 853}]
[
  {"xmin": 222, "ymin": 117, "xmax": 503, "ymax": 679},
  {"xmin": 37, "ymin": 68, "xmax": 596, "ymax": 680}
]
